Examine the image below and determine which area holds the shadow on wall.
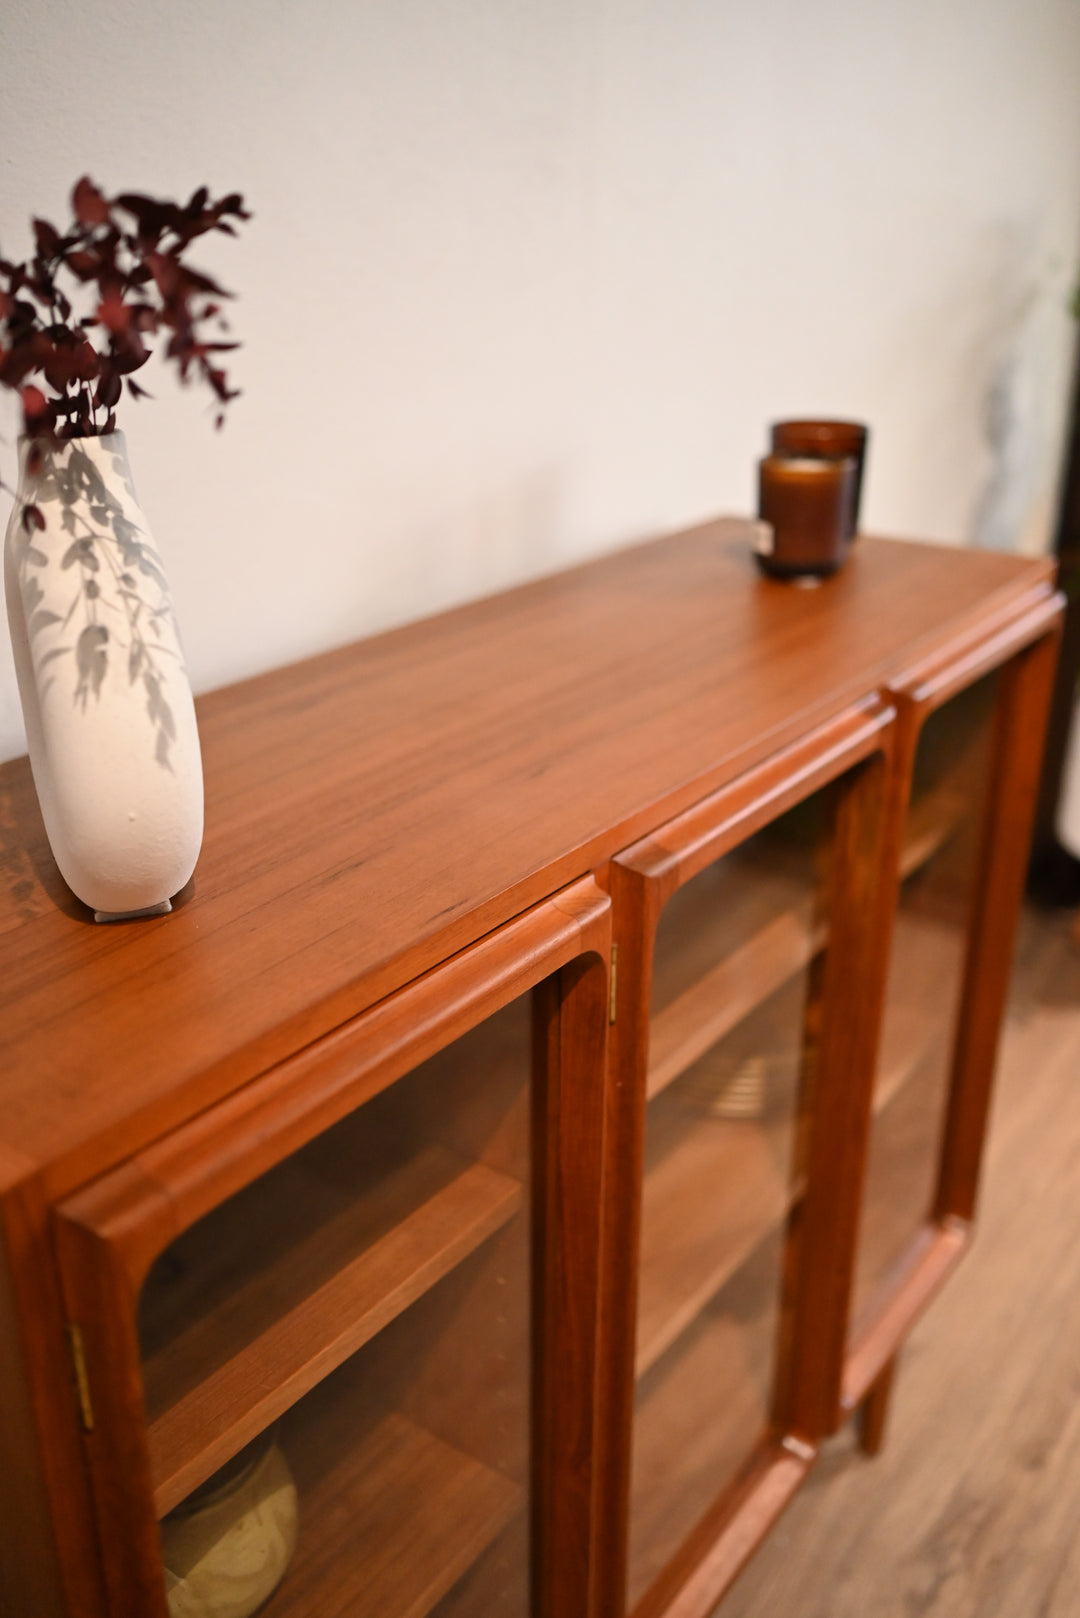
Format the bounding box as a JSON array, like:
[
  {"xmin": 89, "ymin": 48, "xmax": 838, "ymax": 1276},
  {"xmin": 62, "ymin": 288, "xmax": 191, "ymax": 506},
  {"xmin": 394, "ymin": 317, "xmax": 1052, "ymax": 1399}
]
[{"xmin": 971, "ymin": 239, "xmax": 1073, "ymax": 555}]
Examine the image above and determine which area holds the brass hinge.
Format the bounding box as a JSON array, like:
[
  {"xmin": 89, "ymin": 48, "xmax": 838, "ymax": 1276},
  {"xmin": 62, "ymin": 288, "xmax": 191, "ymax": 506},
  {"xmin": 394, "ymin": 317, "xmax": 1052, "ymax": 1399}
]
[
  {"xmin": 609, "ymin": 943, "xmax": 618, "ymax": 1025},
  {"xmin": 67, "ymin": 1324, "xmax": 95, "ymax": 1432}
]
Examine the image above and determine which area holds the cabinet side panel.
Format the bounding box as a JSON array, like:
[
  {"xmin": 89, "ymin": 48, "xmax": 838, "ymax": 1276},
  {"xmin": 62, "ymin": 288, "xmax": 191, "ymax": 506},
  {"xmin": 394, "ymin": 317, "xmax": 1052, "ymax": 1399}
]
[
  {"xmin": 0, "ymin": 1166, "xmax": 108, "ymax": 1618},
  {"xmin": 0, "ymin": 1226, "xmax": 65, "ymax": 1617}
]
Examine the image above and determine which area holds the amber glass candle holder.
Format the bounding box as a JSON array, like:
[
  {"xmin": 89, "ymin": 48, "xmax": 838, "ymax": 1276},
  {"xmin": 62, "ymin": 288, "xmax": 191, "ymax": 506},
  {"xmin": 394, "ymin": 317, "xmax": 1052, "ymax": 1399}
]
[
  {"xmin": 755, "ymin": 453, "xmax": 855, "ymax": 581},
  {"xmin": 770, "ymin": 419, "xmax": 868, "ymax": 538}
]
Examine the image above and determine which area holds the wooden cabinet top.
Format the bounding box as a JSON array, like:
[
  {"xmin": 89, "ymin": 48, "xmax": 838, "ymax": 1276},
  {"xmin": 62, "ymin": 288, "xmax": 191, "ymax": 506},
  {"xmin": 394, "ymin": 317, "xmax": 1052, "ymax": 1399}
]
[{"xmin": 0, "ymin": 517, "xmax": 1055, "ymax": 1196}]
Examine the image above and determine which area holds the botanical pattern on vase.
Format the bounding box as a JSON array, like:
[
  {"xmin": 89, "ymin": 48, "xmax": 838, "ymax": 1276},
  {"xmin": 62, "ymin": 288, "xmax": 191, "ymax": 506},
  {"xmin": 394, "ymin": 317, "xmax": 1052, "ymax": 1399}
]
[{"xmin": 12, "ymin": 435, "xmax": 184, "ymax": 768}]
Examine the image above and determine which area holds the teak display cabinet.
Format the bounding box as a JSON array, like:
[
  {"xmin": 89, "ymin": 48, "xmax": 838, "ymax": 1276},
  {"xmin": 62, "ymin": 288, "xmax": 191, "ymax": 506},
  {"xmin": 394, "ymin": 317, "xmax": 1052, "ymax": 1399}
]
[{"xmin": 0, "ymin": 519, "xmax": 1062, "ymax": 1618}]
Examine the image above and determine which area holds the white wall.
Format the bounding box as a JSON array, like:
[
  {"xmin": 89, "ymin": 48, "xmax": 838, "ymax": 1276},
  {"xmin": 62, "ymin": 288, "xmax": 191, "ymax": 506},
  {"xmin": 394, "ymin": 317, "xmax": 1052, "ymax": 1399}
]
[{"xmin": 2, "ymin": 0, "xmax": 1079, "ymax": 762}]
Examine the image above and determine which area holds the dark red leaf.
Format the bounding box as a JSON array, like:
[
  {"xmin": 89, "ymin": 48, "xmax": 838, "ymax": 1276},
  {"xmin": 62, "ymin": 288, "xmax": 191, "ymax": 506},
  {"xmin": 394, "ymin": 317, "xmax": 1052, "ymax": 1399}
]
[
  {"xmin": 179, "ymin": 264, "xmax": 228, "ymax": 296},
  {"xmin": 96, "ymin": 291, "xmax": 131, "ymax": 334},
  {"xmin": 113, "ymin": 193, "xmax": 180, "ymax": 240},
  {"xmin": 33, "ymin": 219, "xmax": 60, "ymax": 258},
  {"xmin": 2, "ymin": 342, "xmax": 31, "ymax": 385},
  {"xmin": 21, "ymin": 502, "xmax": 45, "ymax": 533},
  {"xmin": 3, "ymin": 177, "xmax": 247, "ymax": 446},
  {"xmin": 112, "ymin": 334, "xmax": 150, "ymax": 374},
  {"xmin": 72, "ymin": 177, "xmax": 110, "ymax": 227},
  {"xmin": 75, "ymin": 340, "xmax": 99, "ymax": 381},
  {"xmin": 147, "ymin": 250, "xmax": 181, "ymax": 298},
  {"xmin": 20, "ymin": 383, "xmax": 48, "ymax": 427},
  {"xmin": 66, "ymin": 249, "xmax": 99, "ymax": 280},
  {"xmin": 95, "ymin": 370, "xmax": 121, "ymax": 409},
  {"xmin": 43, "ymin": 343, "xmax": 78, "ymax": 391}
]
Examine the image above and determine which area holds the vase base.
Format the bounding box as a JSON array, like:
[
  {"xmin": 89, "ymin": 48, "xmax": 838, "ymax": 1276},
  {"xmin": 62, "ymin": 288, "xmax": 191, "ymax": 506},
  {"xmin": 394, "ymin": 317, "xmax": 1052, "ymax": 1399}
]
[{"xmin": 94, "ymin": 899, "xmax": 173, "ymax": 924}]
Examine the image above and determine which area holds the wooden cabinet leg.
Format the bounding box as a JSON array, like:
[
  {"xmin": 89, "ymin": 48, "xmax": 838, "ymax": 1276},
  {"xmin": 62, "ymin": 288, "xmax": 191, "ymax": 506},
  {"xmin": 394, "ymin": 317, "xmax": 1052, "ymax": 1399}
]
[{"xmin": 857, "ymin": 1355, "xmax": 897, "ymax": 1456}]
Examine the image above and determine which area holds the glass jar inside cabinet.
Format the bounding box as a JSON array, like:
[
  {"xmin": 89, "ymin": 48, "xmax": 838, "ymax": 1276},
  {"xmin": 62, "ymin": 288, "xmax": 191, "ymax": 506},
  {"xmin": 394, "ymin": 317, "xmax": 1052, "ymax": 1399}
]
[
  {"xmin": 54, "ymin": 884, "xmax": 610, "ymax": 1618},
  {"xmin": 601, "ymin": 706, "xmax": 893, "ymax": 1618}
]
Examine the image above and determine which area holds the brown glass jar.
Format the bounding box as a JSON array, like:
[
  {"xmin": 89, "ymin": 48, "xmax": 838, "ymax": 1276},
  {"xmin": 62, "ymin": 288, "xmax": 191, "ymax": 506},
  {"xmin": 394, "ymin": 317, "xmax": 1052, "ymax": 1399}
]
[
  {"xmin": 770, "ymin": 419, "xmax": 868, "ymax": 538},
  {"xmin": 755, "ymin": 453, "xmax": 856, "ymax": 581}
]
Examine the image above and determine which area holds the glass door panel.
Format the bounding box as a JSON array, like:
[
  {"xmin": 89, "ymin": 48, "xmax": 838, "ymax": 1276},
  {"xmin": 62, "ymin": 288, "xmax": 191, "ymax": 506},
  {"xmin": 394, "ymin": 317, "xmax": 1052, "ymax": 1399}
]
[
  {"xmin": 628, "ymin": 789, "xmax": 833, "ymax": 1607},
  {"xmin": 851, "ymin": 671, "xmax": 998, "ymax": 1327},
  {"xmin": 142, "ymin": 994, "xmax": 534, "ymax": 1618}
]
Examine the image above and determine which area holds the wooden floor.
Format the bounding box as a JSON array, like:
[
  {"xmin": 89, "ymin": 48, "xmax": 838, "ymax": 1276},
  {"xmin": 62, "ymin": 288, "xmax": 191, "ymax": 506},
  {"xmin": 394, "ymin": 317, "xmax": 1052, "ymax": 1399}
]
[{"xmin": 719, "ymin": 903, "xmax": 1080, "ymax": 1618}]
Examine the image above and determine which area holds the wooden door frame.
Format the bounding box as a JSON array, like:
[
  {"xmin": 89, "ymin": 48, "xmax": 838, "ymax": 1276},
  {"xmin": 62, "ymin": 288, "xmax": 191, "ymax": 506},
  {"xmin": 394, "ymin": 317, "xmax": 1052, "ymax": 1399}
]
[
  {"xmin": 593, "ymin": 697, "xmax": 897, "ymax": 1618},
  {"xmin": 841, "ymin": 597, "xmax": 1062, "ymax": 1427},
  {"xmin": 53, "ymin": 877, "xmax": 612, "ymax": 1618}
]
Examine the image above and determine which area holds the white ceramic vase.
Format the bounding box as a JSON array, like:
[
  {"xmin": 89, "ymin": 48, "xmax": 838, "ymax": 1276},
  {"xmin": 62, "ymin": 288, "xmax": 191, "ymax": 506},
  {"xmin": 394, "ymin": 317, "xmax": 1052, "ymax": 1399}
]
[{"xmin": 4, "ymin": 432, "xmax": 203, "ymax": 917}]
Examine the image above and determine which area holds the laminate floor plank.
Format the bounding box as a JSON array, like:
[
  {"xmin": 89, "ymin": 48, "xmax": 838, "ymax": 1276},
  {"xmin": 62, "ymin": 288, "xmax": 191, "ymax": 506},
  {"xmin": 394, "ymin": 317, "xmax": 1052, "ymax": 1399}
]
[{"xmin": 718, "ymin": 905, "xmax": 1080, "ymax": 1618}]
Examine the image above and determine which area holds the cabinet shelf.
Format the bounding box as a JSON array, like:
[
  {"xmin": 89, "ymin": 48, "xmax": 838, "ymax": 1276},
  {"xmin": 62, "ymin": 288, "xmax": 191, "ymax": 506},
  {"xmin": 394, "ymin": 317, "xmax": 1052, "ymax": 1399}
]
[
  {"xmin": 648, "ymin": 900, "xmax": 823, "ymax": 1102},
  {"xmin": 142, "ymin": 1125, "xmax": 523, "ymax": 1516},
  {"xmin": 270, "ymin": 1409, "xmax": 521, "ymax": 1618},
  {"xmin": 636, "ymin": 975, "xmax": 803, "ymax": 1378},
  {"xmin": 630, "ymin": 1235, "xmax": 780, "ymax": 1610},
  {"xmin": 636, "ymin": 894, "xmax": 964, "ymax": 1385},
  {"xmin": 852, "ymin": 908, "xmax": 966, "ymax": 1325},
  {"xmin": 427, "ymin": 1516, "xmax": 528, "ymax": 1618},
  {"xmin": 646, "ymin": 778, "xmax": 966, "ymax": 1104},
  {"xmin": 871, "ymin": 907, "xmax": 962, "ymax": 1117}
]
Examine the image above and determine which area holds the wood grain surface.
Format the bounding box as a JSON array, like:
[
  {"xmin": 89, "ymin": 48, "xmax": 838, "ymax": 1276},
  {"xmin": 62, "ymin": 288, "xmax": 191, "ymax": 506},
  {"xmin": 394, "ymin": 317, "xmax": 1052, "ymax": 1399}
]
[
  {"xmin": 275, "ymin": 1406, "xmax": 520, "ymax": 1618},
  {"xmin": 0, "ymin": 523, "xmax": 1054, "ymax": 1196}
]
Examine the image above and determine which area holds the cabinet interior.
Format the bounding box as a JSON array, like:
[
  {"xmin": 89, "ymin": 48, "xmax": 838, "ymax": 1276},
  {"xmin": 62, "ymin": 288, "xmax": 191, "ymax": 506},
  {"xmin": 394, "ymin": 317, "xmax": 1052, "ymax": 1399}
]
[{"xmin": 141, "ymin": 992, "xmax": 536, "ymax": 1618}]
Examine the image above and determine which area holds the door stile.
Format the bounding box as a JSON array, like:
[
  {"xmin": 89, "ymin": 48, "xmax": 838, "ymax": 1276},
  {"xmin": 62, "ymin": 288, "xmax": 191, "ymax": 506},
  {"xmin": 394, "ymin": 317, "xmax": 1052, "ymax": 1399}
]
[
  {"xmin": 770, "ymin": 742, "xmax": 895, "ymax": 1442},
  {"xmin": 532, "ymin": 898, "xmax": 613, "ymax": 1618},
  {"xmin": 592, "ymin": 862, "xmax": 665, "ymax": 1618},
  {"xmin": 593, "ymin": 699, "xmax": 894, "ymax": 1618},
  {"xmin": 934, "ymin": 626, "xmax": 1061, "ymax": 1224}
]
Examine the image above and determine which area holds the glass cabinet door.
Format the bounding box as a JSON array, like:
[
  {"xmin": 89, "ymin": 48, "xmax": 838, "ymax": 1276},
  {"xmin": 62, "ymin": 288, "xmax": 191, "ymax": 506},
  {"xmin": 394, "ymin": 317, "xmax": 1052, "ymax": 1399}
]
[
  {"xmin": 142, "ymin": 997, "xmax": 532, "ymax": 1618},
  {"xmin": 628, "ymin": 797, "xmax": 827, "ymax": 1605},
  {"xmin": 55, "ymin": 884, "xmax": 609, "ymax": 1618},
  {"xmin": 605, "ymin": 711, "xmax": 892, "ymax": 1618},
  {"xmin": 850, "ymin": 671, "xmax": 1000, "ymax": 1333}
]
